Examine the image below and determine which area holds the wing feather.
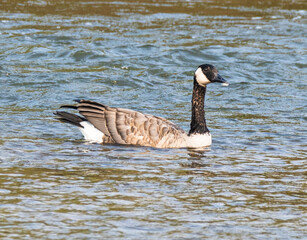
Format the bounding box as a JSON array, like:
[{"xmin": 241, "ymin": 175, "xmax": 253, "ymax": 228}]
[
  {"xmin": 64, "ymin": 100, "xmax": 187, "ymax": 147},
  {"xmin": 104, "ymin": 110, "xmax": 126, "ymax": 144}
]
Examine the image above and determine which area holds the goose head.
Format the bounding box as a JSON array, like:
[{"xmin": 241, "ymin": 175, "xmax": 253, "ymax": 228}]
[{"xmin": 195, "ymin": 64, "xmax": 228, "ymax": 87}]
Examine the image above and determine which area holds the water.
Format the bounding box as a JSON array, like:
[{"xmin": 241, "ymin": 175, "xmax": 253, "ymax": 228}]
[{"xmin": 0, "ymin": 0, "xmax": 306, "ymax": 239}]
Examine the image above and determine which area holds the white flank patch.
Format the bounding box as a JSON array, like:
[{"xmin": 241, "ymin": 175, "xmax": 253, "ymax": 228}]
[
  {"xmin": 79, "ymin": 121, "xmax": 104, "ymax": 143},
  {"xmin": 195, "ymin": 67, "xmax": 210, "ymax": 87},
  {"xmin": 187, "ymin": 133, "xmax": 212, "ymax": 148}
]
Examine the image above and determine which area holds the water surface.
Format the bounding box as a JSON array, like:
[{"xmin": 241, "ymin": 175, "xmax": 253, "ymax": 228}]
[{"xmin": 0, "ymin": 0, "xmax": 306, "ymax": 239}]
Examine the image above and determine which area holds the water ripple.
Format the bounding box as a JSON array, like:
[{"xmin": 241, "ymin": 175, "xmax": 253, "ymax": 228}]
[{"xmin": 0, "ymin": 0, "xmax": 306, "ymax": 239}]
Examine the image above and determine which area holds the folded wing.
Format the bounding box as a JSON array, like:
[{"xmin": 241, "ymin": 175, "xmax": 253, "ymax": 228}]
[{"xmin": 64, "ymin": 100, "xmax": 187, "ymax": 147}]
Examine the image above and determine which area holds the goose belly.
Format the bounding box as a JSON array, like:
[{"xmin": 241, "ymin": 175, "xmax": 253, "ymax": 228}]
[{"xmin": 186, "ymin": 133, "xmax": 212, "ymax": 148}]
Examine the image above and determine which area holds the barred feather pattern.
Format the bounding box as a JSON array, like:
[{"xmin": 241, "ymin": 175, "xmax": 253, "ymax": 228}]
[{"xmin": 60, "ymin": 100, "xmax": 189, "ymax": 148}]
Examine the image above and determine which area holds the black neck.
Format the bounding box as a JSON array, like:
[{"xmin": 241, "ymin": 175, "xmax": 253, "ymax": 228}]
[{"xmin": 189, "ymin": 77, "xmax": 209, "ymax": 135}]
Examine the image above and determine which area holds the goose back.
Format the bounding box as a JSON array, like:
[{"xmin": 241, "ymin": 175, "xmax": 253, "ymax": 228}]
[{"xmin": 69, "ymin": 100, "xmax": 188, "ymax": 148}]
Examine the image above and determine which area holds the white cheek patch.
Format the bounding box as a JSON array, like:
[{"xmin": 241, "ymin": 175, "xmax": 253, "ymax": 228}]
[{"xmin": 195, "ymin": 67, "xmax": 210, "ymax": 86}]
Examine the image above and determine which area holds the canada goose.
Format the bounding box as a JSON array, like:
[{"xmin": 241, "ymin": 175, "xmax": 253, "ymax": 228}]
[{"xmin": 54, "ymin": 64, "xmax": 228, "ymax": 148}]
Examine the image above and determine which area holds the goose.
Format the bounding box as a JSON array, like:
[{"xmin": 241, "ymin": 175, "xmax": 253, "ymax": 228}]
[{"xmin": 54, "ymin": 64, "xmax": 228, "ymax": 148}]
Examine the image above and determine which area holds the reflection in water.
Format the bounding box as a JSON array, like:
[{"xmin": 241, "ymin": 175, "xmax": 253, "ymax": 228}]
[
  {"xmin": 0, "ymin": 0, "xmax": 306, "ymax": 239},
  {"xmin": 186, "ymin": 148, "xmax": 210, "ymax": 159}
]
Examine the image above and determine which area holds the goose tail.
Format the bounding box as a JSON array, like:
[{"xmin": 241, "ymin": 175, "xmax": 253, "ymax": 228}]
[
  {"xmin": 54, "ymin": 111, "xmax": 104, "ymax": 143},
  {"xmin": 54, "ymin": 111, "xmax": 85, "ymax": 128}
]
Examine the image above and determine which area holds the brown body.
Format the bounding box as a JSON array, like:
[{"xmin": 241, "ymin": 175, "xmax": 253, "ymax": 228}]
[{"xmin": 57, "ymin": 100, "xmax": 189, "ymax": 148}]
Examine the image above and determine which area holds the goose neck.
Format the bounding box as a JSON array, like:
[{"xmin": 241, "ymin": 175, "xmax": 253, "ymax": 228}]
[{"xmin": 189, "ymin": 78, "xmax": 209, "ymax": 135}]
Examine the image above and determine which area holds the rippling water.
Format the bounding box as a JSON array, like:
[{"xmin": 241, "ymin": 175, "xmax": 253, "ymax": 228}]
[{"xmin": 0, "ymin": 0, "xmax": 306, "ymax": 239}]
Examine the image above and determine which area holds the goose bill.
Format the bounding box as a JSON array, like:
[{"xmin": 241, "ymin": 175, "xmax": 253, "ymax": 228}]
[{"xmin": 212, "ymin": 74, "xmax": 229, "ymax": 86}]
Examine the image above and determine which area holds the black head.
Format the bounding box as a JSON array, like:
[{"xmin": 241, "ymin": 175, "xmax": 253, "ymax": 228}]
[{"xmin": 195, "ymin": 64, "xmax": 228, "ymax": 87}]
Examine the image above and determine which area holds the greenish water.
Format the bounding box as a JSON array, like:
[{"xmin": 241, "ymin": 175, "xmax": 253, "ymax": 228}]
[{"xmin": 0, "ymin": 0, "xmax": 306, "ymax": 239}]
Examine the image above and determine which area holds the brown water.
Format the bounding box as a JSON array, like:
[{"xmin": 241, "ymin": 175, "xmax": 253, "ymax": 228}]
[{"xmin": 0, "ymin": 0, "xmax": 306, "ymax": 239}]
